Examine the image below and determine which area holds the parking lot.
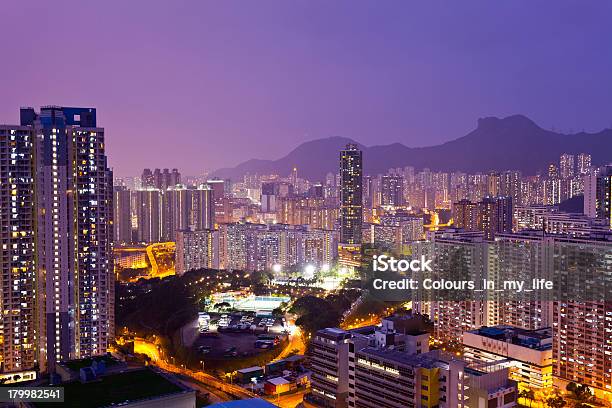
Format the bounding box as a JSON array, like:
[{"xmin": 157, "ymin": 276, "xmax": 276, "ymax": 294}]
[{"xmin": 190, "ymin": 313, "xmax": 288, "ymax": 359}]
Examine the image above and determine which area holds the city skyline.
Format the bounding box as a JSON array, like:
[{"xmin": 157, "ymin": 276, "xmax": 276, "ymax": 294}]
[
  {"xmin": 3, "ymin": 1, "xmax": 612, "ymax": 176},
  {"xmin": 1, "ymin": 2, "xmax": 611, "ymax": 406}
]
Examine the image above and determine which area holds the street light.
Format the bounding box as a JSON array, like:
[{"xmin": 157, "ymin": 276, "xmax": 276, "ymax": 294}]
[{"xmin": 304, "ymin": 264, "xmax": 315, "ymax": 279}]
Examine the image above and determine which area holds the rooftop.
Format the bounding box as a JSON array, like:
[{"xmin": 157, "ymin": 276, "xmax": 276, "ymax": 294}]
[
  {"xmin": 316, "ymin": 327, "xmax": 351, "ymax": 341},
  {"xmin": 60, "ymin": 354, "xmax": 119, "ymax": 371},
  {"xmin": 237, "ymin": 366, "xmax": 264, "ymax": 374},
  {"xmin": 267, "ymin": 377, "xmax": 290, "ymax": 386},
  {"xmin": 468, "ymin": 325, "xmax": 552, "ymax": 350},
  {"xmin": 33, "ymin": 368, "xmax": 187, "ymax": 408}
]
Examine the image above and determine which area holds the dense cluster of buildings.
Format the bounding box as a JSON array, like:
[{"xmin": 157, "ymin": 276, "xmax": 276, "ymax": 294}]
[
  {"xmin": 0, "ymin": 106, "xmax": 114, "ymax": 376},
  {"xmin": 406, "ymin": 227, "xmax": 611, "ymax": 399},
  {"xmin": 308, "ymin": 316, "xmax": 518, "ymax": 408},
  {"xmin": 90, "ymin": 125, "xmax": 612, "ymax": 405},
  {"xmin": 176, "ymin": 222, "xmax": 336, "ymax": 274}
]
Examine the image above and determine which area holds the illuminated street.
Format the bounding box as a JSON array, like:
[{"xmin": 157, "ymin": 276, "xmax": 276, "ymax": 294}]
[{"xmin": 128, "ymin": 337, "xmax": 258, "ymax": 400}]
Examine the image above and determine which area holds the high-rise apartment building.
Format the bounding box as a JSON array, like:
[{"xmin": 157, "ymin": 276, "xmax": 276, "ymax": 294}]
[
  {"xmin": 339, "ymin": 144, "xmax": 362, "ymax": 245},
  {"xmin": 309, "ymin": 328, "xmax": 353, "ymax": 408},
  {"xmin": 414, "ymin": 227, "xmax": 611, "ymax": 400},
  {"xmin": 135, "ymin": 189, "xmax": 162, "ymax": 242},
  {"xmin": 133, "ymin": 184, "xmax": 213, "ymax": 243},
  {"xmin": 141, "ymin": 168, "xmax": 155, "ymax": 188},
  {"xmin": 0, "ymin": 106, "xmax": 114, "ymax": 374},
  {"xmin": 453, "ymin": 199, "xmax": 479, "ymax": 231},
  {"xmin": 550, "ymin": 234, "xmax": 611, "ymax": 400},
  {"xmin": 0, "ymin": 125, "xmax": 37, "ymax": 373},
  {"xmin": 339, "ymin": 144, "xmax": 362, "ymax": 268},
  {"xmin": 453, "ymin": 196, "xmax": 513, "ymax": 239},
  {"xmin": 140, "ymin": 168, "xmax": 181, "ymax": 190},
  {"xmin": 191, "ymin": 185, "xmax": 215, "ymax": 230},
  {"xmin": 380, "ymin": 175, "xmax": 404, "ymax": 206},
  {"xmin": 261, "ymin": 182, "xmax": 278, "ymax": 213},
  {"xmin": 576, "ymin": 153, "xmax": 592, "ymax": 175},
  {"xmin": 216, "ymin": 222, "xmax": 336, "ymax": 272},
  {"xmin": 584, "ymin": 165, "xmax": 612, "ymax": 228},
  {"xmin": 113, "ymin": 186, "xmax": 132, "ymax": 243},
  {"xmin": 175, "ymin": 228, "xmax": 219, "ymax": 274},
  {"xmin": 559, "ymin": 153, "xmax": 575, "ymax": 179},
  {"xmin": 479, "ymin": 196, "xmax": 513, "ymax": 240}
]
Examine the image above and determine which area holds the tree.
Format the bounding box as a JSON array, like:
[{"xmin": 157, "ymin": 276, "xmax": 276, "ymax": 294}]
[
  {"xmin": 545, "ymin": 396, "xmax": 565, "ymax": 408},
  {"xmin": 518, "ymin": 389, "xmax": 536, "ymax": 407},
  {"xmin": 566, "ymin": 382, "xmax": 594, "ymax": 406}
]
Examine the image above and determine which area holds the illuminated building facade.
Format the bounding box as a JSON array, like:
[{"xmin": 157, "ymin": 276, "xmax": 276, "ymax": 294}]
[
  {"xmin": 559, "ymin": 153, "xmax": 575, "ymax": 179},
  {"xmin": 463, "ymin": 326, "xmax": 553, "ymax": 391},
  {"xmin": 550, "ymin": 234, "xmax": 611, "ymax": 400},
  {"xmin": 576, "ymin": 153, "xmax": 592, "ymax": 175},
  {"xmin": 380, "ymin": 175, "xmax": 404, "ymax": 206},
  {"xmin": 479, "ymin": 196, "xmax": 513, "ymax": 240},
  {"xmin": 584, "ymin": 165, "xmax": 612, "ymax": 229},
  {"xmin": 339, "ymin": 144, "xmax": 362, "ymax": 245},
  {"xmin": 135, "ymin": 189, "xmax": 162, "ymax": 242},
  {"xmin": 308, "ymin": 319, "xmax": 516, "ymax": 408},
  {"xmin": 339, "ymin": 144, "xmax": 362, "ymax": 267},
  {"xmin": 453, "ymin": 199, "xmax": 479, "ymax": 231},
  {"xmin": 113, "ymin": 186, "xmax": 132, "ymax": 243},
  {"xmin": 309, "ymin": 328, "xmax": 353, "ymax": 408},
  {"xmin": 0, "ymin": 107, "xmax": 114, "ymax": 374},
  {"xmin": 133, "ymin": 184, "xmax": 213, "ymax": 243},
  {"xmin": 175, "ymin": 228, "xmax": 219, "ymax": 274},
  {"xmin": 0, "ymin": 125, "xmax": 37, "ymax": 373},
  {"xmin": 217, "ymin": 222, "xmax": 336, "ymax": 272},
  {"xmin": 28, "ymin": 106, "xmax": 113, "ymax": 372}
]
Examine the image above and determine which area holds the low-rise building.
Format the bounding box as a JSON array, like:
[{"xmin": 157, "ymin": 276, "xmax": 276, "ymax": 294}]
[{"xmin": 462, "ymin": 326, "xmax": 553, "ymax": 391}]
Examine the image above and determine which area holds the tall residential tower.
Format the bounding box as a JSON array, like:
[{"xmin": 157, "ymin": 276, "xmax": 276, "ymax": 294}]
[
  {"xmin": 339, "ymin": 144, "xmax": 362, "ymax": 267},
  {"xmin": 0, "ymin": 106, "xmax": 114, "ymax": 375}
]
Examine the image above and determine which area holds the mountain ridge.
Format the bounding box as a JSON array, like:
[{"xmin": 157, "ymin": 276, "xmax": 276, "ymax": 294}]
[{"xmin": 211, "ymin": 115, "xmax": 612, "ymax": 181}]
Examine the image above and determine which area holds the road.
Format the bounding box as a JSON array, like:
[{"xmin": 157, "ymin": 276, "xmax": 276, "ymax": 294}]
[
  {"xmin": 130, "ymin": 337, "xmax": 258, "ymax": 400},
  {"xmin": 342, "ymin": 313, "xmax": 381, "ymax": 330},
  {"xmin": 125, "ymin": 327, "xmax": 308, "ymax": 407},
  {"xmin": 274, "ymin": 324, "xmax": 307, "ymax": 362},
  {"xmin": 145, "ymin": 242, "xmax": 175, "ymax": 278}
]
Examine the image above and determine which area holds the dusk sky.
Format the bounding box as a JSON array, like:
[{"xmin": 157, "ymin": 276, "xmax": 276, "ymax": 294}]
[{"xmin": 1, "ymin": 1, "xmax": 612, "ymax": 177}]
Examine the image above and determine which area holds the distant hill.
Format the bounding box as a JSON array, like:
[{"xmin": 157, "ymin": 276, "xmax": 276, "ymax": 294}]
[{"xmin": 211, "ymin": 115, "xmax": 612, "ymax": 181}]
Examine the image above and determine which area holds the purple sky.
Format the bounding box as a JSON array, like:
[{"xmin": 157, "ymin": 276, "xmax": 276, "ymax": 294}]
[{"xmin": 1, "ymin": 1, "xmax": 611, "ymax": 177}]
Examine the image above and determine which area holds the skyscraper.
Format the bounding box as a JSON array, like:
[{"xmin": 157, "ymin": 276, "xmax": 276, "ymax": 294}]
[
  {"xmin": 141, "ymin": 168, "xmax": 155, "ymax": 188},
  {"xmin": 135, "ymin": 189, "xmax": 162, "ymax": 242},
  {"xmin": 113, "ymin": 186, "xmax": 132, "ymax": 244},
  {"xmin": 339, "ymin": 144, "xmax": 362, "ymax": 267},
  {"xmin": 339, "ymin": 144, "xmax": 362, "ymax": 244},
  {"xmin": 576, "ymin": 153, "xmax": 592, "ymax": 175},
  {"xmin": 478, "ymin": 196, "xmax": 513, "ymax": 240},
  {"xmin": 559, "ymin": 153, "xmax": 575, "ymax": 179},
  {"xmin": 381, "ymin": 175, "xmax": 404, "ymax": 206},
  {"xmin": 0, "ymin": 125, "xmax": 37, "ymax": 372},
  {"xmin": 191, "ymin": 185, "xmax": 215, "ymax": 230},
  {"xmin": 0, "ymin": 106, "xmax": 114, "ymax": 374},
  {"xmin": 584, "ymin": 165, "xmax": 612, "ymax": 228},
  {"xmin": 453, "ymin": 199, "xmax": 479, "ymax": 231}
]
